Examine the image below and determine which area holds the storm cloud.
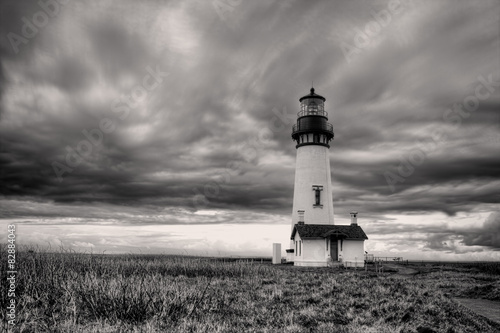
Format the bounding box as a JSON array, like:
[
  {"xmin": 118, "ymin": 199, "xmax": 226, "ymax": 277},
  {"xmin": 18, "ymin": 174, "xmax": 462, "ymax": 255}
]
[{"xmin": 0, "ymin": 0, "xmax": 499, "ymax": 257}]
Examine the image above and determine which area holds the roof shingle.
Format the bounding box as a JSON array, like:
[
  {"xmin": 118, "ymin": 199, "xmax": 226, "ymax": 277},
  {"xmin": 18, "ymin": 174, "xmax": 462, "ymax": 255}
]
[{"xmin": 291, "ymin": 224, "xmax": 368, "ymax": 240}]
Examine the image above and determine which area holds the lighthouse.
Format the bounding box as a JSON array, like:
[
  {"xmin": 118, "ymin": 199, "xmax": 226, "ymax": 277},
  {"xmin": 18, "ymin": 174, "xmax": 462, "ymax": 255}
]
[
  {"xmin": 287, "ymin": 88, "xmax": 368, "ymax": 267},
  {"xmin": 290, "ymin": 87, "xmax": 335, "ymax": 228}
]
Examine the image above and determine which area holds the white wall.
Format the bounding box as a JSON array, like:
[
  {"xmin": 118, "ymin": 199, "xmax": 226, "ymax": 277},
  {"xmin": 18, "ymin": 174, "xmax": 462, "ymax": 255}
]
[
  {"xmin": 303, "ymin": 238, "xmax": 326, "ymax": 261},
  {"xmin": 340, "ymin": 240, "xmax": 365, "ymax": 267},
  {"xmin": 295, "ymin": 238, "xmax": 329, "ymax": 267},
  {"xmin": 291, "ymin": 145, "xmax": 335, "ymax": 231}
]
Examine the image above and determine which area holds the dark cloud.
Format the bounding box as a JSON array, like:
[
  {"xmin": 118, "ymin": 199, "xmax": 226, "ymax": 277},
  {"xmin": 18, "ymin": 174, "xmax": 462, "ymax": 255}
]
[
  {"xmin": 424, "ymin": 233, "xmax": 486, "ymax": 254},
  {"xmin": 462, "ymin": 212, "xmax": 500, "ymax": 250},
  {"xmin": 419, "ymin": 212, "xmax": 500, "ymax": 253},
  {"xmin": 0, "ymin": 0, "xmax": 499, "ymax": 257}
]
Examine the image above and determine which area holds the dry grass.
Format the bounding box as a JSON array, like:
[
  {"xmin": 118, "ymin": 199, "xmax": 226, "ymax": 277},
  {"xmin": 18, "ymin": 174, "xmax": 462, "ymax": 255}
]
[
  {"xmin": 407, "ymin": 263, "xmax": 500, "ymax": 301},
  {"xmin": 1, "ymin": 245, "xmax": 500, "ymax": 332}
]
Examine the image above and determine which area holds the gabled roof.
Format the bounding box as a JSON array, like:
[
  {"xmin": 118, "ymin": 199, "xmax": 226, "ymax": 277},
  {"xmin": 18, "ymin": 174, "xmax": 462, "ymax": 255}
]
[{"xmin": 291, "ymin": 224, "xmax": 368, "ymax": 240}]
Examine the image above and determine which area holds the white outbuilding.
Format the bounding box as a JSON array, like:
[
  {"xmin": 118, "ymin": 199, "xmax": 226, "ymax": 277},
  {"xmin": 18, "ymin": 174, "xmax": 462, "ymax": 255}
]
[{"xmin": 290, "ymin": 213, "xmax": 368, "ymax": 267}]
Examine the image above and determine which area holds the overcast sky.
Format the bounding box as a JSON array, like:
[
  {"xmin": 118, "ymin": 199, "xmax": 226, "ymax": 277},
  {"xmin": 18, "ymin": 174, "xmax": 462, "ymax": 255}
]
[{"xmin": 0, "ymin": 0, "xmax": 499, "ymax": 260}]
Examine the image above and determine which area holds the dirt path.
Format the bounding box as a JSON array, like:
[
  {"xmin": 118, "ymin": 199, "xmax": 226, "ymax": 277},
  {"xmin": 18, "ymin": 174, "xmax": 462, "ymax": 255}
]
[{"xmin": 454, "ymin": 298, "xmax": 500, "ymax": 324}]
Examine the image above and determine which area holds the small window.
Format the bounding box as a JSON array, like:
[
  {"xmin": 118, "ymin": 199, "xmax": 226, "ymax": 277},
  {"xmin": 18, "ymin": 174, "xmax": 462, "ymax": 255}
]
[{"xmin": 312, "ymin": 185, "xmax": 323, "ymax": 207}]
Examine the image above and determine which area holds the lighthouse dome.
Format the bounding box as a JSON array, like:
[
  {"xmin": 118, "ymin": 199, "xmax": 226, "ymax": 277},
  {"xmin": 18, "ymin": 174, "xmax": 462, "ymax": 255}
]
[{"xmin": 299, "ymin": 87, "xmax": 326, "ymax": 102}]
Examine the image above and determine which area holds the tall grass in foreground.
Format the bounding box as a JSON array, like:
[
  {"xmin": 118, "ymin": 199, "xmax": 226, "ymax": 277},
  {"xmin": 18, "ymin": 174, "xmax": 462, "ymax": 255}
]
[{"xmin": 1, "ymin": 245, "xmax": 499, "ymax": 333}]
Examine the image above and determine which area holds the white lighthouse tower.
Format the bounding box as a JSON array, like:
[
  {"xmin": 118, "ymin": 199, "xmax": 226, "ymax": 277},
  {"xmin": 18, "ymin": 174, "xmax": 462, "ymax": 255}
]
[{"xmin": 290, "ymin": 87, "xmax": 335, "ymax": 228}]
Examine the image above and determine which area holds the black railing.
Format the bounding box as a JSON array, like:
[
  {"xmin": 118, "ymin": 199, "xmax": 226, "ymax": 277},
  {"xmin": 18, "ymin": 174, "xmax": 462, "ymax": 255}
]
[
  {"xmin": 373, "ymin": 256, "xmax": 403, "ymax": 262},
  {"xmin": 292, "ymin": 122, "xmax": 333, "ymax": 133}
]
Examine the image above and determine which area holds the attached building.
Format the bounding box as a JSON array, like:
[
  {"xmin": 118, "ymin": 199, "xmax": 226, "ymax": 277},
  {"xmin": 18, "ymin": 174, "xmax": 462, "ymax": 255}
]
[{"xmin": 290, "ymin": 215, "xmax": 368, "ymax": 267}]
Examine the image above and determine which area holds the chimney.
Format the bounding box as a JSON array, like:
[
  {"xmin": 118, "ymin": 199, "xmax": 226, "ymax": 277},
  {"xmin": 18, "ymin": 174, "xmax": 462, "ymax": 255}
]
[
  {"xmin": 298, "ymin": 210, "xmax": 305, "ymax": 225},
  {"xmin": 350, "ymin": 211, "xmax": 358, "ymax": 226}
]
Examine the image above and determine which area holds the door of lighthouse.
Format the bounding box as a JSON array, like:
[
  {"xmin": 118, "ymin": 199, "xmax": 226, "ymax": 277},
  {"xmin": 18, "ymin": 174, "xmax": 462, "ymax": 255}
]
[{"xmin": 330, "ymin": 238, "xmax": 338, "ymax": 261}]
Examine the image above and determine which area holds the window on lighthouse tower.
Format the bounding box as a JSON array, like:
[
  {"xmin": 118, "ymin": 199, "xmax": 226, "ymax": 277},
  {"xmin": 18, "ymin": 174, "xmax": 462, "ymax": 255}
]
[{"xmin": 312, "ymin": 185, "xmax": 323, "ymax": 207}]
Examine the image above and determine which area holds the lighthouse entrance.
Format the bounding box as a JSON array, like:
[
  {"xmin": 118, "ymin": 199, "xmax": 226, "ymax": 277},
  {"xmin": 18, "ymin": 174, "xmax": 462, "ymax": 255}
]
[{"xmin": 330, "ymin": 238, "xmax": 338, "ymax": 261}]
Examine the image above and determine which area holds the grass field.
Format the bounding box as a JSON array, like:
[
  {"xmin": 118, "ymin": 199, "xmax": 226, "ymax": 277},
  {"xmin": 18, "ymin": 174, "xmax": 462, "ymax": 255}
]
[{"xmin": 1, "ymin": 246, "xmax": 500, "ymax": 332}]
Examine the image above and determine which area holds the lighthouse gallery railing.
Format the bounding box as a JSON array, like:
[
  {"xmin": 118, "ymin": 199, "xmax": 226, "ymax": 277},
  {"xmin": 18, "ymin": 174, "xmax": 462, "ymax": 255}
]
[{"xmin": 292, "ymin": 122, "xmax": 333, "ymax": 134}]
